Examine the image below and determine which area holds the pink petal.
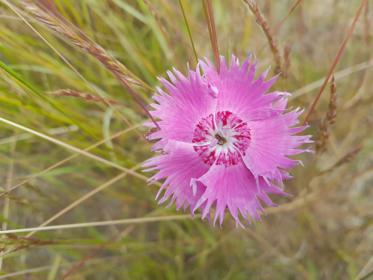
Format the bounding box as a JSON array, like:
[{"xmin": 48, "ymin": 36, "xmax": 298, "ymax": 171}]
[
  {"xmin": 200, "ymin": 56, "xmax": 282, "ymax": 122},
  {"xmin": 148, "ymin": 69, "xmax": 216, "ymax": 144},
  {"xmin": 243, "ymin": 110, "xmax": 312, "ymax": 180},
  {"xmin": 143, "ymin": 141, "xmax": 208, "ymax": 211},
  {"xmin": 193, "ymin": 163, "xmax": 286, "ymax": 226}
]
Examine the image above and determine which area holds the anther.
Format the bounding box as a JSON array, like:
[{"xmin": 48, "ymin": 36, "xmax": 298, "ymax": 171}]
[{"xmin": 215, "ymin": 133, "xmax": 227, "ymax": 145}]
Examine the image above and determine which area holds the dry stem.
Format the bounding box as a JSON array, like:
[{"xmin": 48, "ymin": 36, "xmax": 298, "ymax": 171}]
[
  {"xmin": 302, "ymin": 0, "xmax": 367, "ymax": 124},
  {"xmin": 50, "ymin": 89, "xmax": 123, "ymax": 107},
  {"xmin": 21, "ymin": 0, "xmax": 159, "ymax": 128},
  {"xmin": 243, "ymin": 0, "xmax": 283, "ymax": 74},
  {"xmin": 316, "ymin": 76, "xmax": 337, "ymax": 152},
  {"xmin": 202, "ymin": 0, "xmax": 220, "ymax": 72}
]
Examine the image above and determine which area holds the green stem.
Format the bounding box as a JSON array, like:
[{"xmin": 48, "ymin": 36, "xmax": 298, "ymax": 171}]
[{"xmin": 178, "ymin": 0, "xmax": 199, "ymax": 63}]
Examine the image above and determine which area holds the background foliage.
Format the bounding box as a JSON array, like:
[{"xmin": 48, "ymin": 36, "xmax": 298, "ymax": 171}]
[{"xmin": 0, "ymin": 0, "xmax": 372, "ymax": 279}]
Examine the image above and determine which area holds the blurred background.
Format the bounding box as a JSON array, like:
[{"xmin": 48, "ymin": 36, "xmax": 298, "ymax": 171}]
[{"xmin": 0, "ymin": 0, "xmax": 372, "ymax": 279}]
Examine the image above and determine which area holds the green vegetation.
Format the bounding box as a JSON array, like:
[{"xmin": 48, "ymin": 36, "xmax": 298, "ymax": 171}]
[{"xmin": 0, "ymin": 1, "xmax": 371, "ymax": 279}]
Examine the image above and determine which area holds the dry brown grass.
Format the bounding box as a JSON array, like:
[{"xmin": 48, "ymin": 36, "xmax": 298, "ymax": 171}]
[{"xmin": 0, "ymin": 1, "xmax": 371, "ymax": 279}]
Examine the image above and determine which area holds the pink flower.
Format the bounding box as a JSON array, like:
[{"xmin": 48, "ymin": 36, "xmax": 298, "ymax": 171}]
[{"xmin": 144, "ymin": 56, "xmax": 311, "ymax": 226}]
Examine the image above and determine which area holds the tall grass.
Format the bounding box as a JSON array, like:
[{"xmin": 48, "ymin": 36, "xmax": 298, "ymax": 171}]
[{"xmin": 0, "ymin": 1, "xmax": 372, "ymax": 279}]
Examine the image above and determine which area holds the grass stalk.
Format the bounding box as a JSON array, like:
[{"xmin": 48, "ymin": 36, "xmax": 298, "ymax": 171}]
[
  {"xmin": 178, "ymin": 0, "xmax": 198, "ymax": 63},
  {"xmin": 202, "ymin": 0, "xmax": 220, "ymax": 72},
  {"xmin": 0, "ymin": 116, "xmax": 149, "ymax": 182},
  {"xmin": 0, "ymin": 215, "xmax": 199, "ymax": 235},
  {"xmin": 243, "ymin": 0, "xmax": 283, "ymax": 74},
  {"xmin": 20, "ymin": 0, "xmax": 159, "ymax": 128},
  {"xmin": 302, "ymin": 0, "xmax": 367, "ymax": 124},
  {"xmin": 0, "ymin": 124, "xmax": 141, "ymax": 199}
]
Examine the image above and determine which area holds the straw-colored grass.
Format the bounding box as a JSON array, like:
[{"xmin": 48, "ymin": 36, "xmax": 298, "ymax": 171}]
[{"xmin": 0, "ymin": 1, "xmax": 371, "ymax": 279}]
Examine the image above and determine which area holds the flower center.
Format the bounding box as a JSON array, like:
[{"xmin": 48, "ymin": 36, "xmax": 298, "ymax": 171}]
[
  {"xmin": 215, "ymin": 133, "xmax": 227, "ymax": 145},
  {"xmin": 192, "ymin": 111, "xmax": 251, "ymax": 167}
]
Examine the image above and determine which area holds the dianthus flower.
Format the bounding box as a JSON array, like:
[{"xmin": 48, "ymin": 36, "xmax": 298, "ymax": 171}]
[{"xmin": 144, "ymin": 56, "xmax": 311, "ymax": 226}]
